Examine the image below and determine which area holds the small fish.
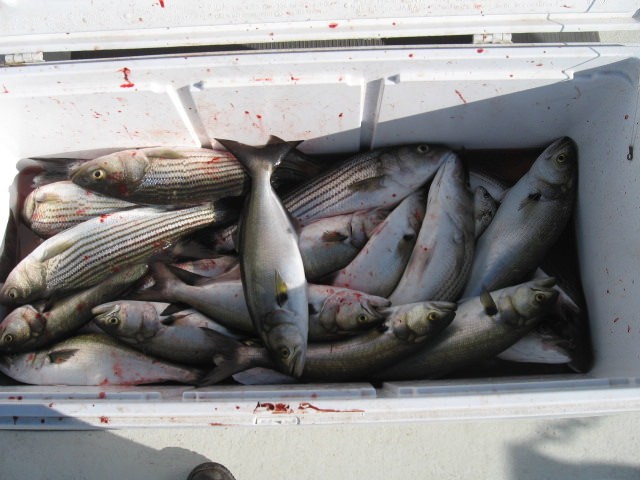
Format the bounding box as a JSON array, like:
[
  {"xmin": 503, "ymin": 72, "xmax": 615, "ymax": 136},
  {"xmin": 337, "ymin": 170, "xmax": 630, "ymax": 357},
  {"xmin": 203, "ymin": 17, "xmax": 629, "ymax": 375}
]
[
  {"xmin": 21, "ymin": 181, "xmax": 137, "ymax": 238},
  {"xmin": 376, "ymin": 278, "xmax": 559, "ymax": 380},
  {"xmin": 200, "ymin": 300, "xmax": 456, "ymax": 384},
  {"xmin": 473, "ymin": 186, "xmax": 498, "ymax": 239},
  {"xmin": 0, "ymin": 202, "xmax": 232, "ymax": 304},
  {"xmin": 468, "ymin": 169, "xmax": 510, "ymax": 203},
  {"xmin": 462, "ymin": 137, "xmax": 577, "ymax": 298},
  {"xmin": 389, "ymin": 154, "xmax": 475, "ymax": 304},
  {"xmin": 217, "ymin": 138, "xmax": 308, "ymax": 377},
  {"xmin": 329, "ymin": 190, "xmax": 426, "ymax": 297},
  {"xmin": 93, "ymin": 300, "xmax": 244, "ymax": 365},
  {"xmin": 0, "ymin": 264, "xmax": 148, "ymax": 352},
  {"xmin": 0, "ymin": 333, "xmax": 203, "ymax": 385}
]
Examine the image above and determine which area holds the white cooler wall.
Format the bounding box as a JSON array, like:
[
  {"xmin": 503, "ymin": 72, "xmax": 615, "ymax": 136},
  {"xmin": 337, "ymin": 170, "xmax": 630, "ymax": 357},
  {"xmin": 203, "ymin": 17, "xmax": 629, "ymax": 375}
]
[{"xmin": 1, "ymin": 44, "xmax": 640, "ymax": 387}]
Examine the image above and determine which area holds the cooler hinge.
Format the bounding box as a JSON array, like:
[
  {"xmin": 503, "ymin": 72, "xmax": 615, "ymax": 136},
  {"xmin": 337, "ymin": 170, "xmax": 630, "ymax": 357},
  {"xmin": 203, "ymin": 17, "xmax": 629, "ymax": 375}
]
[
  {"xmin": 473, "ymin": 33, "xmax": 513, "ymax": 44},
  {"xmin": 2, "ymin": 52, "xmax": 45, "ymax": 66}
]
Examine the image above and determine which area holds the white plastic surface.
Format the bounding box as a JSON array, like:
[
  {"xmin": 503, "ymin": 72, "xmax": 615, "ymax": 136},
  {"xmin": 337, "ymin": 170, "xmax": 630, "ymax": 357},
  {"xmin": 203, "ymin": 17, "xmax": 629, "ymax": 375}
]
[
  {"xmin": 2, "ymin": 42, "xmax": 640, "ymax": 428},
  {"xmin": 0, "ymin": 0, "xmax": 639, "ymax": 54}
]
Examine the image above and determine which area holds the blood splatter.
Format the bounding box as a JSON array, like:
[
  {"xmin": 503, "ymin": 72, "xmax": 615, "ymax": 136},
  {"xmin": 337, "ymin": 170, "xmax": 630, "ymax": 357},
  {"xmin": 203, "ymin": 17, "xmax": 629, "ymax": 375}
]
[
  {"xmin": 256, "ymin": 114, "xmax": 262, "ymax": 119},
  {"xmin": 99, "ymin": 416, "xmax": 110, "ymax": 424},
  {"xmin": 625, "ymin": 114, "xmax": 630, "ymax": 120},
  {"xmin": 454, "ymin": 89, "xmax": 468, "ymax": 104},
  {"xmin": 98, "ymin": 392, "xmax": 106, "ymax": 399},
  {"xmin": 328, "ymin": 22, "xmax": 338, "ymax": 28},
  {"xmin": 338, "ymin": 112, "xmax": 344, "ymax": 118},
  {"xmin": 408, "ymin": 53, "xmax": 414, "ymax": 58},
  {"xmin": 290, "ymin": 75, "xmax": 300, "ymax": 81},
  {"xmin": 2, "ymin": 85, "xmax": 9, "ymax": 94},
  {"xmin": 297, "ymin": 402, "xmax": 364, "ymax": 413},
  {"xmin": 476, "ymin": 48, "xmax": 485, "ymax": 54},
  {"xmin": 254, "ymin": 402, "xmax": 292, "ymax": 413},
  {"xmin": 119, "ymin": 67, "xmax": 135, "ymax": 88}
]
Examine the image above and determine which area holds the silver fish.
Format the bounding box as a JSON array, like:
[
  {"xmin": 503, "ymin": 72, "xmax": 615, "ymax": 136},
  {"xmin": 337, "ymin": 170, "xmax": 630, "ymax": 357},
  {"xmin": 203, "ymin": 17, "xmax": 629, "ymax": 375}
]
[
  {"xmin": 376, "ymin": 278, "xmax": 559, "ymax": 380},
  {"xmin": 0, "ymin": 264, "xmax": 148, "ymax": 352},
  {"xmin": 299, "ymin": 208, "xmax": 389, "ymax": 280},
  {"xmin": 173, "ymin": 256, "xmax": 239, "ymax": 279},
  {"xmin": 468, "ymin": 169, "xmax": 510, "ymax": 203},
  {"xmin": 462, "ymin": 137, "xmax": 577, "ymax": 298},
  {"xmin": 389, "ymin": 155, "xmax": 475, "ymax": 304},
  {"xmin": 497, "ymin": 326, "xmax": 572, "ymax": 364},
  {"xmin": 0, "ymin": 202, "xmax": 231, "ymax": 304},
  {"xmin": 134, "ymin": 264, "xmax": 388, "ymax": 341},
  {"xmin": 329, "ymin": 190, "xmax": 426, "ymax": 297},
  {"xmin": 282, "ymin": 144, "xmax": 454, "ymax": 226},
  {"xmin": 201, "ymin": 300, "xmax": 456, "ymax": 384},
  {"xmin": 0, "ymin": 333, "xmax": 203, "ymax": 385},
  {"xmin": 93, "ymin": 300, "xmax": 243, "ymax": 365},
  {"xmin": 217, "ymin": 138, "xmax": 308, "ymax": 377},
  {"xmin": 70, "ymin": 146, "xmax": 322, "ymax": 206},
  {"xmin": 22, "ymin": 180, "xmax": 137, "ymax": 238},
  {"xmin": 473, "ymin": 186, "xmax": 498, "ymax": 239}
]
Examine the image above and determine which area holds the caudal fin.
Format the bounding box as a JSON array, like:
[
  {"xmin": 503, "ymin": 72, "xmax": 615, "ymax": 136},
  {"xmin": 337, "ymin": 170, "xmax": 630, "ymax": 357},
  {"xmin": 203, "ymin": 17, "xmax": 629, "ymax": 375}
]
[{"xmin": 216, "ymin": 137, "xmax": 302, "ymax": 178}]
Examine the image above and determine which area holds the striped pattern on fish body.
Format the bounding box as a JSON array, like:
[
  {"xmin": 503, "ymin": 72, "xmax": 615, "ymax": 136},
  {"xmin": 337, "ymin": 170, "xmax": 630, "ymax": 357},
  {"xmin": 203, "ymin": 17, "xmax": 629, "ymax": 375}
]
[
  {"xmin": 71, "ymin": 147, "xmax": 249, "ymax": 206},
  {"xmin": 0, "ymin": 264, "xmax": 148, "ymax": 353},
  {"xmin": 376, "ymin": 279, "xmax": 558, "ymax": 380},
  {"xmin": 330, "ymin": 190, "xmax": 426, "ymax": 297},
  {"xmin": 300, "ymin": 208, "xmax": 389, "ymax": 280},
  {"xmin": 0, "ymin": 333, "xmax": 203, "ymax": 386},
  {"xmin": 282, "ymin": 144, "xmax": 453, "ymax": 226},
  {"xmin": 389, "ymin": 155, "xmax": 475, "ymax": 304},
  {"xmin": 462, "ymin": 138, "xmax": 577, "ymax": 298},
  {"xmin": 22, "ymin": 181, "xmax": 138, "ymax": 238},
  {"xmin": 0, "ymin": 203, "xmax": 226, "ymax": 304}
]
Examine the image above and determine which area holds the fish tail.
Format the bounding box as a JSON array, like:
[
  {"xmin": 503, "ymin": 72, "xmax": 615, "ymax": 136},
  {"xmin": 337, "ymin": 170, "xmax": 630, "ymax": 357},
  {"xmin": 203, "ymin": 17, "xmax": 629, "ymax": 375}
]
[
  {"xmin": 198, "ymin": 344, "xmax": 273, "ymax": 386},
  {"xmin": 24, "ymin": 158, "xmax": 87, "ymax": 186},
  {"xmin": 133, "ymin": 263, "xmax": 184, "ymax": 303},
  {"xmin": 216, "ymin": 137, "xmax": 302, "ymax": 178}
]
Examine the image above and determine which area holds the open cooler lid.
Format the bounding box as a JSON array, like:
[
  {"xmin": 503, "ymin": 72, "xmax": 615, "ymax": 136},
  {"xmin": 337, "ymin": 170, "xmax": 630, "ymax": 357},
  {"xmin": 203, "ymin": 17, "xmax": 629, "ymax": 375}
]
[{"xmin": 1, "ymin": 0, "xmax": 639, "ymax": 57}]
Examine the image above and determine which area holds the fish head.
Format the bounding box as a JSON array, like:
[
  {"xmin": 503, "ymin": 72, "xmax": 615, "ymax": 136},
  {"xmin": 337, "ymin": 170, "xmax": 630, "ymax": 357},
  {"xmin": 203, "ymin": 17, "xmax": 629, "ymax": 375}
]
[
  {"xmin": 92, "ymin": 302, "xmax": 129, "ymax": 336},
  {"xmin": 70, "ymin": 150, "xmax": 148, "ymax": 196},
  {"xmin": 0, "ymin": 260, "xmax": 47, "ymax": 305},
  {"xmin": 533, "ymin": 137, "xmax": 577, "ymax": 187},
  {"xmin": 390, "ymin": 144, "xmax": 457, "ymax": 186},
  {"xmin": 21, "ymin": 190, "xmax": 37, "ymax": 227},
  {"xmin": 508, "ymin": 278, "xmax": 560, "ymax": 327},
  {"xmin": 332, "ymin": 292, "xmax": 390, "ymax": 331},
  {"xmin": 389, "ymin": 301, "xmax": 457, "ymax": 343},
  {"xmin": 0, "ymin": 305, "xmax": 41, "ymax": 352},
  {"xmin": 262, "ymin": 309, "xmax": 307, "ymax": 378}
]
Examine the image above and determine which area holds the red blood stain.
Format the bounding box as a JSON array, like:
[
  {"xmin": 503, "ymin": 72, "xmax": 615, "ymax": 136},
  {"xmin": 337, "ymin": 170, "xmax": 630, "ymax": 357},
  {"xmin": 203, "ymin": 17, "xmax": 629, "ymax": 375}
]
[
  {"xmin": 392, "ymin": 21, "xmax": 397, "ymax": 26},
  {"xmin": 328, "ymin": 22, "xmax": 338, "ymax": 28},
  {"xmin": 254, "ymin": 77, "xmax": 273, "ymax": 82},
  {"xmin": 454, "ymin": 89, "xmax": 467, "ymax": 104},
  {"xmin": 235, "ymin": 405, "xmax": 240, "ymax": 410},
  {"xmin": 209, "ymin": 422, "xmax": 225, "ymax": 426},
  {"xmin": 93, "ymin": 111, "xmax": 102, "ymax": 118},
  {"xmin": 256, "ymin": 114, "xmax": 262, "ymax": 119},
  {"xmin": 159, "ymin": 0, "xmax": 165, "ymax": 7},
  {"xmin": 290, "ymin": 75, "xmax": 300, "ymax": 81},
  {"xmin": 476, "ymin": 48, "xmax": 485, "ymax": 54},
  {"xmin": 75, "ymin": 208, "xmax": 87, "ymax": 215},
  {"xmin": 408, "ymin": 53, "xmax": 414, "ymax": 58},
  {"xmin": 99, "ymin": 214, "xmax": 109, "ymax": 223},
  {"xmin": 83, "ymin": 255, "xmax": 90, "ymax": 262},
  {"xmin": 254, "ymin": 402, "xmax": 292, "ymax": 413},
  {"xmin": 244, "ymin": 110, "xmax": 250, "ymax": 115},
  {"xmin": 27, "ymin": 353, "xmax": 35, "ymax": 361},
  {"xmin": 311, "ymin": 393, "xmax": 318, "ymax": 399},
  {"xmin": 119, "ymin": 67, "xmax": 135, "ymax": 88},
  {"xmin": 509, "ymin": 74, "xmax": 514, "ymax": 78},
  {"xmin": 625, "ymin": 114, "xmax": 630, "ymax": 120},
  {"xmin": 48, "ymin": 402, "xmax": 54, "ymax": 408},
  {"xmin": 99, "ymin": 416, "xmax": 110, "ymax": 424},
  {"xmin": 613, "ymin": 317, "xmax": 619, "ymax": 323},
  {"xmin": 1, "ymin": 85, "xmax": 8, "ymax": 94},
  {"xmin": 535, "ymin": 63, "xmax": 543, "ymax": 67},
  {"xmin": 99, "ymin": 379, "xmax": 109, "ymax": 386},
  {"xmin": 76, "ymin": 302, "xmax": 86, "ymax": 312},
  {"xmin": 297, "ymin": 402, "xmax": 364, "ymax": 413},
  {"xmin": 98, "ymin": 392, "xmax": 106, "ymax": 399},
  {"xmin": 338, "ymin": 112, "xmax": 344, "ymax": 118},
  {"xmin": 8, "ymin": 396, "xmax": 23, "ymax": 400}
]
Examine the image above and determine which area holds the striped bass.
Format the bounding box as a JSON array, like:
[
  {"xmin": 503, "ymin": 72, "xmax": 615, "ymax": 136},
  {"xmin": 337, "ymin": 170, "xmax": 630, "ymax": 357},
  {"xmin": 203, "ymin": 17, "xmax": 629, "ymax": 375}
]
[{"xmin": 0, "ymin": 202, "xmax": 231, "ymax": 304}]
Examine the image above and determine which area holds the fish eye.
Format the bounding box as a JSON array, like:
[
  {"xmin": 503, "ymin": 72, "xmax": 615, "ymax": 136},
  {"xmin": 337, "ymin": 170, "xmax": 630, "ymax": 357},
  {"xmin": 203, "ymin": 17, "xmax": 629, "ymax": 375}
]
[
  {"xmin": 106, "ymin": 316, "xmax": 120, "ymax": 326},
  {"xmin": 279, "ymin": 347, "xmax": 291, "ymax": 359},
  {"xmin": 92, "ymin": 169, "xmax": 106, "ymax": 181},
  {"xmin": 7, "ymin": 289, "xmax": 17, "ymax": 300},
  {"xmin": 357, "ymin": 314, "xmax": 369, "ymax": 324},
  {"xmin": 556, "ymin": 153, "xmax": 567, "ymax": 163},
  {"xmin": 2, "ymin": 334, "xmax": 14, "ymax": 344},
  {"xmin": 534, "ymin": 292, "xmax": 546, "ymax": 303},
  {"xmin": 417, "ymin": 145, "xmax": 430, "ymax": 154},
  {"xmin": 427, "ymin": 312, "xmax": 439, "ymax": 322}
]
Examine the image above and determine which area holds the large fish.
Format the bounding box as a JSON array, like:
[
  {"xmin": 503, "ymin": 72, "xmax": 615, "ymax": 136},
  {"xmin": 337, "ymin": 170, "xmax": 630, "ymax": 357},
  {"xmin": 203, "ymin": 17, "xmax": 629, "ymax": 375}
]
[
  {"xmin": 376, "ymin": 278, "xmax": 559, "ymax": 380},
  {"xmin": 329, "ymin": 190, "xmax": 426, "ymax": 297},
  {"xmin": 21, "ymin": 181, "xmax": 137, "ymax": 238},
  {"xmin": 282, "ymin": 143, "xmax": 453, "ymax": 226},
  {"xmin": 0, "ymin": 202, "xmax": 232, "ymax": 305},
  {"xmin": 0, "ymin": 333, "xmax": 203, "ymax": 385},
  {"xmin": 70, "ymin": 146, "xmax": 324, "ymax": 206},
  {"xmin": 389, "ymin": 155, "xmax": 475, "ymax": 304},
  {"xmin": 461, "ymin": 137, "xmax": 577, "ymax": 298},
  {"xmin": 93, "ymin": 301, "xmax": 245, "ymax": 365},
  {"xmin": 0, "ymin": 264, "xmax": 148, "ymax": 352},
  {"xmin": 133, "ymin": 263, "xmax": 388, "ymax": 341},
  {"xmin": 217, "ymin": 138, "xmax": 308, "ymax": 377},
  {"xmin": 201, "ymin": 300, "xmax": 456, "ymax": 384}
]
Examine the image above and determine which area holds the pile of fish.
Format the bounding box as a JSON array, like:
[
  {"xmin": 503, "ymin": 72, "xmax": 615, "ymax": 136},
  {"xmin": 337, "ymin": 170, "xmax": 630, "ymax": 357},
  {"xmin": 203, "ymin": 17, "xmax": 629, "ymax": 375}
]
[{"xmin": 0, "ymin": 136, "xmax": 592, "ymax": 386}]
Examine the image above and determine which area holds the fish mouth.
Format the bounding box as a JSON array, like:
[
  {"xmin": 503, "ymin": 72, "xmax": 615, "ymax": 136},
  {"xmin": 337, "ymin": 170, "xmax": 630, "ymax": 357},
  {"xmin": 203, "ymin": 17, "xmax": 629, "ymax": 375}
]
[
  {"xmin": 284, "ymin": 348, "xmax": 305, "ymax": 378},
  {"xmin": 92, "ymin": 303, "xmax": 120, "ymax": 320}
]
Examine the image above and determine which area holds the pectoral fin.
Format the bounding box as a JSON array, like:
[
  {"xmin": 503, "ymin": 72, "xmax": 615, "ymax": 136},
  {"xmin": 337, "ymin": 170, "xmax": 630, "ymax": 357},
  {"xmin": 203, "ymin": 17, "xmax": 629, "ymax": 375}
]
[
  {"xmin": 480, "ymin": 288, "xmax": 498, "ymax": 316},
  {"xmin": 349, "ymin": 175, "xmax": 386, "ymax": 192},
  {"xmin": 518, "ymin": 191, "xmax": 542, "ymax": 211},
  {"xmin": 275, "ymin": 270, "xmax": 288, "ymax": 307},
  {"xmin": 48, "ymin": 348, "xmax": 79, "ymax": 364}
]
